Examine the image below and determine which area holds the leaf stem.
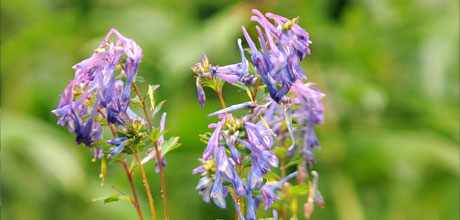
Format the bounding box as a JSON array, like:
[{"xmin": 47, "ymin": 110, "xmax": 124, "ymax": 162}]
[{"xmin": 134, "ymin": 151, "xmax": 157, "ymax": 220}]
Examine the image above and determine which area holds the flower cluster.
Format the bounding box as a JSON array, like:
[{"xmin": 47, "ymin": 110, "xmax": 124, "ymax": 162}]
[
  {"xmin": 191, "ymin": 39, "xmax": 257, "ymax": 108},
  {"xmin": 242, "ymin": 9, "xmax": 312, "ymax": 103},
  {"xmin": 53, "ymin": 29, "xmax": 180, "ymax": 220},
  {"xmin": 263, "ymin": 81, "xmax": 325, "ymax": 166},
  {"xmin": 194, "ymin": 113, "xmax": 279, "ymax": 209},
  {"xmin": 192, "ymin": 9, "xmax": 325, "ymax": 220},
  {"xmin": 52, "ymin": 29, "xmax": 142, "ymax": 153}
]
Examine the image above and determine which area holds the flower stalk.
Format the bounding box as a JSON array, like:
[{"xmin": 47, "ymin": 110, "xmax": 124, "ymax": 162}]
[
  {"xmin": 134, "ymin": 151, "xmax": 157, "ymax": 220},
  {"xmin": 122, "ymin": 158, "xmax": 144, "ymax": 220},
  {"xmin": 154, "ymin": 141, "xmax": 169, "ymax": 220},
  {"xmin": 133, "ymin": 83, "xmax": 170, "ymax": 220}
]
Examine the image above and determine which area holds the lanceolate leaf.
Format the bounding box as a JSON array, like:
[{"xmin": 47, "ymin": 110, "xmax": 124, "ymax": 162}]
[
  {"xmin": 92, "ymin": 195, "xmax": 131, "ymax": 204},
  {"xmin": 287, "ymin": 184, "xmax": 309, "ymax": 196},
  {"xmin": 161, "ymin": 136, "xmax": 181, "ymax": 156}
]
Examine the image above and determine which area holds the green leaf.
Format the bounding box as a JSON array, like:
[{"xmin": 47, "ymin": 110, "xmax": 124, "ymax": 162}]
[
  {"xmin": 287, "ymin": 184, "xmax": 309, "ymax": 196},
  {"xmin": 91, "ymin": 140, "xmax": 111, "ymax": 149},
  {"xmin": 248, "ymin": 62, "xmax": 258, "ymax": 75},
  {"xmin": 272, "ymin": 147, "xmax": 288, "ymax": 158},
  {"xmin": 92, "ymin": 195, "xmax": 131, "ymax": 204},
  {"xmin": 161, "ymin": 136, "xmax": 181, "ymax": 156},
  {"xmin": 263, "ymin": 172, "xmax": 281, "ymax": 181},
  {"xmin": 148, "ymin": 127, "xmax": 169, "ymax": 142},
  {"xmin": 152, "ymin": 100, "xmax": 166, "ymax": 118},
  {"xmin": 148, "ymin": 85, "xmax": 160, "ymax": 110},
  {"xmin": 133, "ymin": 75, "xmax": 145, "ymax": 84},
  {"xmin": 130, "ymin": 96, "xmax": 143, "ymax": 108},
  {"xmin": 285, "ymin": 156, "xmax": 304, "ymax": 167},
  {"xmin": 203, "ymin": 78, "xmax": 224, "ymax": 92},
  {"xmin": 232, "ymin": 81, "xmax": 246, "ymax": 90},
  {"xmin": 148, "ymin": 85, "xmax": 155, "ymax": 110},
  {"xmin": 256, "ymin": 90, "xmax": 269, "ymax": 103}
]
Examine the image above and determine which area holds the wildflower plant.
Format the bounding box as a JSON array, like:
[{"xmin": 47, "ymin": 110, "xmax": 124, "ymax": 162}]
[
  {"xmin": 52, "ymin": 29, "xmax": 180, "ymax": 220},
  {"xmin": 192, "ymin": 9, "xmax": 325, "ymax": 220}
]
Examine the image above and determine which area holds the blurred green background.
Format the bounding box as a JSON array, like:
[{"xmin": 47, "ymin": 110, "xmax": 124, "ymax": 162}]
[{"xmin": 2, "ymin": 0, "xmax": 458, "ymax": 219}]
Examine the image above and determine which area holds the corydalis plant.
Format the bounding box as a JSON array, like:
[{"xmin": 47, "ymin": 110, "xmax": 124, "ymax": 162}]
[
  {"xmin": 192, "ymin": 9, "xmax": 325, "ymax": 220},
  {"xmin": 52, "ymin": 29, "xmax": 180, "ymax": 220}
]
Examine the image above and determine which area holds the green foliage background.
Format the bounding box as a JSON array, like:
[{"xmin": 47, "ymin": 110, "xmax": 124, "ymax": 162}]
[{"xmin": 2, "ymin": 0, "xmax": 458, "ymax": 219}]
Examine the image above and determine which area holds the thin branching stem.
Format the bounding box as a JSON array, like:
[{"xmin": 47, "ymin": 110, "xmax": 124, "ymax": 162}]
[
  {"xmin": 154, "ymin": 142, "xmax": 169, "ymax": 220},
  {"xmin": 98, "ymin": 109, "xmax": 143, "ymax": 219},
  {"xmin": 133, "ymin": 83, "xmax": 169, "ymax": 219},
  {"xmin": 134, "ymin": 151, "xmax": 157, "ymax": 220},
  {"xmin": 133, "ymin": 84, "xmax": 154, "ymax": 129},
  {"xmin": 122, "ymin": 159, "xmax": 144, "ymax": 220}
]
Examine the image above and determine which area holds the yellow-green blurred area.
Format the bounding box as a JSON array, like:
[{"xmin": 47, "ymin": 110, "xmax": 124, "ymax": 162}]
[{"xmin": 2, "ymin": 0, "xmax": 458, "ymax": 219}]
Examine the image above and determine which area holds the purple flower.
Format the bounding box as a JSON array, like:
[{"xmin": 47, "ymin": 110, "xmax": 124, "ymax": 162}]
[
  {"xmin": 196, "ymin": 77, "xmax": 206, "ymax": 108},
  {"xmin": 246, "ymin": 193, "xmax": 257, "ymax": 220},
  {"xmin": 291, "ymin": 81, "xmax": 325, "ymax": 165},
  {"xmin": 194, "ymin": 158, "xmax": 216, "ymax": 203},
  {"xmin": 196, "ymin": 175, "xmax": 213, "ymax": 203},
  {"xmin": 230, "ymin": 193, "xmax": 246, "ymax": 220},
  {"xmin": 247, "ymin": 159, "xmax": 263, "ymax": 190},
  {"xmin": 261, "ymin": 184, "xmax": 280, "ymax": 211},
  {"xmin": 106, "ymin": 137, "xmax": 129, "ymax": 158},
  {"xmin": 210, "ymin": 171, "xmax": 228, "ymax": 208},
  {"xmin": 226, "ymin": 137, "xmax": 242, "ymax": 165},
  {"xmin": 197, "ymin": 39, "xmax": 256, "ymax": 85},
  {"xmin": 259, "ymin": 81, "xmax": 325, "ymax": 166},
  {"xmin": 207, "ymin": 101, "xmax": 257, "ymax": 117},
  {"xmin": 202, "ymin": 114, "xmax": 230, "ymax": 160},
  {"xmin": 191, "ymin": 40, "xmax": 257, "ymax": 107},
  {"xmin": 215, "ymin": 144, "xmax": 249, "ymax": 197},
  {"xmin": 241, "ymin": 9, "xmax": 312, "ymax": 103},
  {"xmin": 273, "ymin": 209, "xmax": 279, "ymax": 220},
  {"xmin": 52, "ymin": 29, "xmax": 143, "ymax": 148}
]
